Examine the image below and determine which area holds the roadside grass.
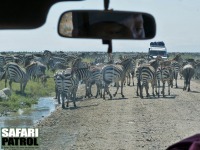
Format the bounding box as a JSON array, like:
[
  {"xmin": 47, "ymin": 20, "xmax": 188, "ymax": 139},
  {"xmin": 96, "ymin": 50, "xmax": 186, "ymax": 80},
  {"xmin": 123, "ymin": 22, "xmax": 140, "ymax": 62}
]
[{"xmin": 0, "ymin": 70, "xmax": 55, "ymax": 113}]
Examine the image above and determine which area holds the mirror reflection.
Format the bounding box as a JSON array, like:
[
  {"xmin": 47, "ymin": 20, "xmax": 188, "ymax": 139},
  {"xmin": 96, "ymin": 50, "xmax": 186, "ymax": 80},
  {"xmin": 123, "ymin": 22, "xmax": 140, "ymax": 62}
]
[{"xmin": 58, "ymin": 11, "xmax": 156, "ymax": 40}]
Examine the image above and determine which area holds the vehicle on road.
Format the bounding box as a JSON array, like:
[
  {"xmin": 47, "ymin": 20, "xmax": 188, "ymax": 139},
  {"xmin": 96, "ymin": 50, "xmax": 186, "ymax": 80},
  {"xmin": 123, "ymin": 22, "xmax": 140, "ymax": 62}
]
[{"xmin": 148, "ymin": 41, "xmax": 168, "ymax": 59}]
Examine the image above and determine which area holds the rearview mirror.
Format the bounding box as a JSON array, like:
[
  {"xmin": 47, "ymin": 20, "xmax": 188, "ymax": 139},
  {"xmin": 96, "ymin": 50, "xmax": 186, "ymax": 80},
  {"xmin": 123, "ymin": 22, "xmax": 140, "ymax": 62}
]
[{"xmin": 58, "ymin": 10, "xmax": 156, "ymax": 40}]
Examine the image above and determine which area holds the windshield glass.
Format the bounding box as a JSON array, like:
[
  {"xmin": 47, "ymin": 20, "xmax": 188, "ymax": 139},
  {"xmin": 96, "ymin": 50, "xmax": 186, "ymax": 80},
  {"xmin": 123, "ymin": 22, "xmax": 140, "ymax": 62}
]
[
  {"xmin": 0, "ymin": 0, "xmax": 200, "ymax": 150},
  {"xmin": 149, "ymin": 50, "xmax": 167, "ymax": 56}
]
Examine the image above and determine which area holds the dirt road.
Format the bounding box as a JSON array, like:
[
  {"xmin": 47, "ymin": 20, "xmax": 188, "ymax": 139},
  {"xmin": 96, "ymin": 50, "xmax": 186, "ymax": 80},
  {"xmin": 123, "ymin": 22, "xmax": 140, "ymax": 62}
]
[{"xmin": 36, "ymin": 78, "xmax": 200, "ymax": 150}]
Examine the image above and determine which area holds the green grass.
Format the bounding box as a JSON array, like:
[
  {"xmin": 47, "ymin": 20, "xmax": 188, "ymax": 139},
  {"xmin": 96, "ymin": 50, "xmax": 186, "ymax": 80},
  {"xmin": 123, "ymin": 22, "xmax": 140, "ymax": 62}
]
[{"xmin": 0, "ymin": 70, "xmax": 55, "ymax": 113}]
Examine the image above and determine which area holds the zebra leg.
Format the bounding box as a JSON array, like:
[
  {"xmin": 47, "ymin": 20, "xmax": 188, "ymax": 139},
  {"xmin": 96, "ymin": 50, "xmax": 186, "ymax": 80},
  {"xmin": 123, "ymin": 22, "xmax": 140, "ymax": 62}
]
[
  {"xmin": 136, "ymin": 80, "xmax": 140, "ymax": 96},
  {"xmin": 113, "ymin": 82, "xmax": 119, "ymax": 97},
  {"xmin": 103, "ymin": 84, "xmax": 110, "ymax": 99},
  {"xmin": 20, "ymin": 83, "xmax": 23, "ymax": 93},
  {"xmin": 162, "ymin": 81, "xmax": 165, "ymax": 97},
  {"xmin": 121, "ymin": 80, "xmax": 125, "ymax": 98},
  {"xmin": 95, "ymin": 84, "xmax": 99, "ymax": 98},
  {"xmin": 132, "ymin": 73, "xmax": 134, "ymax": 86},
  {"xmin": 9, "ymin": 80, "xmax": 13, "ymax": 91},
  {"xmin": 145, "ymin": 84, "xmax": 149, "ymax": 97},
  {"xmin": 168, "ymin": 81, "xmax": 170, "ymax": 95},
  {"xmin": 62, "ymin": 93, "xmax": 66, "ymax": 109},
  {"xmin": 127, "ymin": 74, "xmax": 130, "ymax": 86},
  {"xmin": 22, "ymin": 82, "xmax": 27, "ymax": 94},
  {"xmin": 58, "ymin": 92, "xmax": 61, "ymax": 104},
  {"xmin": 157, "ymin": 80, "xmax": 160, "ymax": 98},
  {"xmin": 54, "ymin": 85, "xmax": 58, "ymax": 99},
  {"xmin": 107, "ymin": 86, "xmax": 112, "ymax": 99},
  {"xmin": 85, "ymin": 84, "xmax": 88, "ymax": 98},
  {"xmin": 140, "ymin": 83, "xmax": 143, "ymax": 98},
  {"xmin": 183, "ymin": 78, "xmax": 187, "ymax": 91},
  {"xmin": 175, "ymin": 73, "xmax": 178, "ymax": 88},
  {"xmin": 4, "ymin": 77, "xmax": 7, "ymax": 88},
  {"xmin": 188, "ymin": 78, "xmax": 191, "ymax": 92},
  {"xmin": 72, "ymin": 90, "xmax": 77, "ymax": 107}
]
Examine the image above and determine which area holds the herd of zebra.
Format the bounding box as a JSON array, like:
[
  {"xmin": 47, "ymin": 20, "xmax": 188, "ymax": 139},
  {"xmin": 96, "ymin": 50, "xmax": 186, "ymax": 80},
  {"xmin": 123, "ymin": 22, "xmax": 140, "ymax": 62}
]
[{"xmin": 0, "ymin": 50, "xmax": 200, "ymax": 109}]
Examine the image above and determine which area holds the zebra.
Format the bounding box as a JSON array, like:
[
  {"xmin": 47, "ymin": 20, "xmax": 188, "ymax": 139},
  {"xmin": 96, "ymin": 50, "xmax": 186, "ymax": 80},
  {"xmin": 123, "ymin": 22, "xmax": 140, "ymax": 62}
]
[
  {"xmin": 125, "ymin": 59, "xmax": 136, "ymax": 86},
  {"xmin": 4, "ymin": 62, "xmax": 42, "ymax": 94},
  {"xmin": 170, "ymin": 60, "xmax": 181, "ymax": 88},
  {"xmin": 48, "ymin": 57, "xmax": 68, "ymax": 71},
  {"xmin": 101, "ymin": 58, "xmax": 133, "ymax": 99},
  {"xmin": 85, "ymin": 67, "xmax": 103, "ymax": 98},
  {"xmin": 71, "ymin": 67, "xmax": 92, "ymax": 97},
  {"xmin": 138, "ymin": 65, "xmax": 157, "ymax": 98},
  {"xmin": 54, "ymin": 70, "xmax": 78, "ymax": 108},
  {"xmin": 137, "ymin": 57, "xmax": 161, "ymax": 98},
  {"xmin": 170, "ymin": 54, "xmax": 183, "ymax": 87},
  {"xmin": 181, "ymin": 64, "xmax": 195, "ymax": 92},
  {"xmin": 31, "ymin": 61, "xmax": 46, "ymax": 81},
  {"xmin": 156, "ymin": 66, "xmax": 173, "ymax": 97}
]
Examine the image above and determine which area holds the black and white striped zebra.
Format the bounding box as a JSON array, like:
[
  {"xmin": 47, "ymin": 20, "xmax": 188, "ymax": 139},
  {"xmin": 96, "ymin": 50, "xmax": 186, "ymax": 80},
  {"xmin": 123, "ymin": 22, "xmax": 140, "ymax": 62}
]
[
  {"xmin": 181, "ymin": 64, "xmax": 195, "ymax": 92},
  {"xmin": 54, "ymin": 70, "xmax": 78, "ymax": 108},
  {"xmin": 48, "ymin": 57, "xmax": 68, "ymax": 71},
  {"xmin": 71, "ymin": 67, "xmax": 92, "ymax": 97},
  {"xmin": 101, "ymin": 58, "xmax": 133, "ymax": 99},
  {"xmin": 156, "ymin": 66, "xmax": 173, "ymax": 97},
  {"xmin": 85, "ymin": 67, "xmax": 103, "ymax": 98},
  {"xmin": 125, "ymin": 60, "xmax": 136, "ymax": 86},
  {"xmin": 137, "ymin": 57, "xmax": 161, "ymax": 98},
  {"xmin": 4, "ymin": 62, "xmax": 42, "ymax": 94},
  {"xmin": 171, "ymin": 60, "xmax": 181, "ymax": 88},
  {"xmin": 138, "ymin": 65, "xmax": 157, "ymax": 98},
  {"xmin": 31, "ymin": 61, "xmax": 46, "ymax": 81}
]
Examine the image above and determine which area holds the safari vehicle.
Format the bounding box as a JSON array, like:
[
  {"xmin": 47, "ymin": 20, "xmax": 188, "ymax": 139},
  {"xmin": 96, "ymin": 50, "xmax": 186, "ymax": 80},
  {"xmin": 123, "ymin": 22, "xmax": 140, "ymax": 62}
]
[
  {"xmin": 148, "ymin": 41, "xmax": 168, "ymax": 59},
  {"xmin": 0, "ymin": 0, "xmax": 200, "ymax": 150}
]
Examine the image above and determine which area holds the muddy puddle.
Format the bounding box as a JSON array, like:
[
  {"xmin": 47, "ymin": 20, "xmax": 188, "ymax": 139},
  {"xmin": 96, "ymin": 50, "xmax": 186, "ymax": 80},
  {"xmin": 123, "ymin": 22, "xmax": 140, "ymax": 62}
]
[{"xmin": 0, "ymin": 97, "xmax": 58, "ymax": 128}]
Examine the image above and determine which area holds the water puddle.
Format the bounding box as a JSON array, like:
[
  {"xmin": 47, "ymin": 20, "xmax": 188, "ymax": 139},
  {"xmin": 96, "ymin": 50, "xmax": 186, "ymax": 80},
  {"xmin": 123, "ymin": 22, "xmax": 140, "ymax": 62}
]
[{"xmin": 0, "ymin": 97, "xmax": 57, "ymax": 128}]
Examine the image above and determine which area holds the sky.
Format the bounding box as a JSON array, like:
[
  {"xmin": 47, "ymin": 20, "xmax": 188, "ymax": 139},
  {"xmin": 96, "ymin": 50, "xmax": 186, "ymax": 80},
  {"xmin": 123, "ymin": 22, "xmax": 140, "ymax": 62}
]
[{"xmin": 0, "ymin": 0, "xmax": 200, "ymax": 52}]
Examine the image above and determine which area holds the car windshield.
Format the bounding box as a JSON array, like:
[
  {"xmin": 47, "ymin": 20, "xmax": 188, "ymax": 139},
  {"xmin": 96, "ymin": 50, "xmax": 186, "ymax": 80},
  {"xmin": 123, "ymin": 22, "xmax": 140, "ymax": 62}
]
[
  {"xmin": 149, "ymin": 50, "xmax": 167, "ymax": 56},
  {"xmin": 0, "ymin": 0, "xmax": 200, "ymax": 150}
]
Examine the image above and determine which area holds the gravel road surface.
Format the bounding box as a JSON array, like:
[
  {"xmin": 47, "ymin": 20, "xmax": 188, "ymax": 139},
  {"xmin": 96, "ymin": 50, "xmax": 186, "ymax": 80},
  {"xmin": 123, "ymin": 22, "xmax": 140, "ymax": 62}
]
[{"xmin": 36, "ymin": 78, "xmax": 200, "ymax": 150}]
